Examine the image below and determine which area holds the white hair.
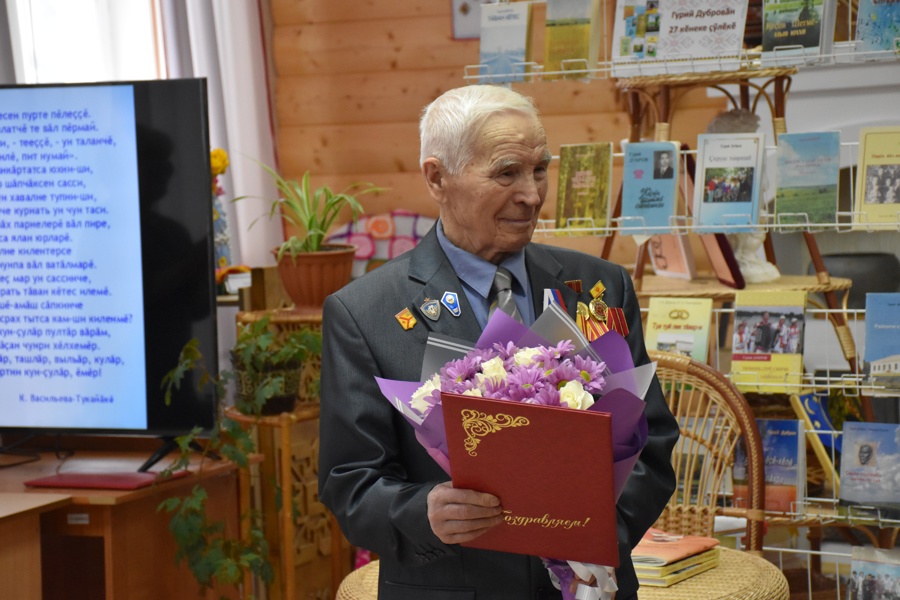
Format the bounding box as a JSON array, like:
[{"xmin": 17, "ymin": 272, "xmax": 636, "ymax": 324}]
[{"xmin": 419, "ymin": 85, "xmax": 541, "ymax": 175}]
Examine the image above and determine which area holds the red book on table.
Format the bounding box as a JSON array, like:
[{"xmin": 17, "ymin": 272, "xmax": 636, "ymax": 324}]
[{"xmin": 442, "ymin": 392, "xmax": 618, "ymax": 566}]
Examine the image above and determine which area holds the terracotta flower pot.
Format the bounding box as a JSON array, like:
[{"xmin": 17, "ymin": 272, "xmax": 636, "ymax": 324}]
[{"xmin": 274, "ymin": 243, "xmax": 356, "ymax": 309}]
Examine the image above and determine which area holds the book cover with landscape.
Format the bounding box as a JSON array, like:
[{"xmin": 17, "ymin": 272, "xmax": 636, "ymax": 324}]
[
  {"xmin": 864, "ymin": 293, "xmax": 900, "ymax": 396},
  {"xmin": 692, "ymin": 133, "xmax": 766, "ymax": 233},
  {"xmin": 774, "ymin": 131, "xmax": 840, "ymax": 226},
  {"xmin": 544, "ymin": 0, "xmax": 603, "ymax": 79},
  {"xmin": 480, "ymin": 2, "xmax": 533, "ymax": 83},
  {"xmin": 645, "ymin": 296, "xmax": 713, "ymax": 362},
  {"xmin": 555, "ymin": 142, "xmax": 612, "ymax": 234},
  {"xmin": 839, "ymin": 421, "xmax": 900, "ymax": 518},
  {"xmin": 734, "ymin": 418, "xmax": 806, "ymax": 513},
  {"xmin": 854, "ymin": 127, "xmax": 900, "ymax": 230},
  {"xmin": 731, "ymin": 290, "xmax": 806, "ymax": 392},
  {"xmin": 761, "ymin": 0, "xmax": 833, "ymax": 64},
  {"xmin": 621, "ymin": 141, "xmax": 680, "ymax": 234}
]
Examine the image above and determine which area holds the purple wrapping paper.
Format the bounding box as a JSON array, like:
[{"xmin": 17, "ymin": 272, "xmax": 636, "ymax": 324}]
[{"xmin": 374, "ymin": 309, "xmax": 651, "ymax": 501}]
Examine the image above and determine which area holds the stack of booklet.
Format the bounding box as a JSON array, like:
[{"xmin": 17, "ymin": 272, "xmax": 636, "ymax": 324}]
[{"xmin": 632, "ymin": 528, "xmax": 721, "ymax": 588}]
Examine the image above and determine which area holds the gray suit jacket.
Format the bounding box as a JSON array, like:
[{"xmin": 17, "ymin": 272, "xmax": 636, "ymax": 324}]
[{"xmin": 319, "ymin": 226, "xmax": 678, "ymax": 599}]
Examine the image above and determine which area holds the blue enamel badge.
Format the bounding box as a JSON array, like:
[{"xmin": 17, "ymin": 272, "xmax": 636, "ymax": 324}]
[{"xmin": 441, "ymin": 292, "xmax": 461, "ymax": 317}]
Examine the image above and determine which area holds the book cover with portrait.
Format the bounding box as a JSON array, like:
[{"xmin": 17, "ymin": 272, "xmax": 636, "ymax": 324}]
[
  {"xmin": 774, "ymin": 131, "xmax": 840, "ymax": 227},
  {"xmin": 555, "ymin": 142, "xmax": 612, "ymax": 234},
  {"xmin": 864, "ymin": 292, "xmax": 900, "ymax": 397},
  {"xmin": 621, "ymin": 141, "xmax": 680, "ymax": 234},
  {"xmin": 839, "ymin": 421, "xmax": 900, "ymax": 518},
  {"xmin": 645, "ymin": 296, "xmax": 713, "ymax": 363},
  {"xmin": 692, "ymin": 133, "xmax": 766, "ymax": 233},
  {"xmin": 734, "ymin": 418, "xmax": 806, "ymax": 513},
  {"xmin": 731, "ymin": 290, "xmax": 806, "ymax": 392},
  {"xmin": 854, "ymin": 127, "xmax": 900, "ymax": 230}
]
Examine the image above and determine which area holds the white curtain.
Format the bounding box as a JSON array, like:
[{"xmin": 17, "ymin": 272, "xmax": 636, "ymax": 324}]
[{"xmin": 161, "ymin": 0, "xmax": 282, "ymax": 268}]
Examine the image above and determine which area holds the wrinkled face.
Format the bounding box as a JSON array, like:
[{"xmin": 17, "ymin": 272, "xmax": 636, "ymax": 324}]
[{"xmin": 433, "ymin": 112, "xmax": 550, "ymax": 264}]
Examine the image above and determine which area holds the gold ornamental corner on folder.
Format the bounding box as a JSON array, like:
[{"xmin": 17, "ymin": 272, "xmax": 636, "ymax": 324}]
[{"xmin": 460, "ymin": 409, "xmax": 530, "ymax": 457}]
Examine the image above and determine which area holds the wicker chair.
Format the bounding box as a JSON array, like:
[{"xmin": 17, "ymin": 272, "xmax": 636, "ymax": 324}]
[{"xmin": 648, "ymin": 350, "xmax": 766, "ymax": 552}]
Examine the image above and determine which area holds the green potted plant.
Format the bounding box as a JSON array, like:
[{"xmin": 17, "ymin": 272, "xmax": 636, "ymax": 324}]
[
  {"xmin": 157, "ymin": 316, "xmax": 321, "ymax": 596},
  {"xmin": 252, "ymin": 164, "xmax": 384, "ymax": 308},
  {"xmin": 230, "ymin": 313, "xmax": 321, "ymax": 416}
]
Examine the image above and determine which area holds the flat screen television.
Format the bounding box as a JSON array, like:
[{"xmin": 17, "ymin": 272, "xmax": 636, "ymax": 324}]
[{"xmin": 0, "ymin": 78, "xmax": 218, "ymax": 462}]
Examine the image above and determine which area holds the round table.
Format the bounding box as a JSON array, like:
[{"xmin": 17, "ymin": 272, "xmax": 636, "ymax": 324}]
[
  {"xmin": 337, "ymin": 548, "xmax": 790, "ymax": 600},
  {"xmin": 639, "ymin": 547, "xmax": 789, "ymax": 600}
]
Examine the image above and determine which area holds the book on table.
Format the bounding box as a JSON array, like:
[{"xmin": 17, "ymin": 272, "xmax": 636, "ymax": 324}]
[
  {"xmin": 635, "ymin": 550, "xmax": 720, "ymax": 587},
  {"xmin": 632, "ymin": 527, "xmax": 720, "ymax": 587}
]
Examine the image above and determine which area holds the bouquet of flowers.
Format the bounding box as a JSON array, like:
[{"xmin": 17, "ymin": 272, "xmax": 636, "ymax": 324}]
[{"xmin": 376, "ymin": 303, "xmax": 655, "ymax": 600}]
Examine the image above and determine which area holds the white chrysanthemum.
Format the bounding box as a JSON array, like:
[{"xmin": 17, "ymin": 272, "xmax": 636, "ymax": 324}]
[
  {"xmin": 513, "ymin": 347, "xmax": 542, "ymax": 367},
  {"xmin": 559, "ymin": 380, "xmax": 595, "ymax": 410},
  {"xmin": 410, "ymin": 374, "xmax": 440, "ymax": 414},
  {"xmin": 480, "ymin": 356, "xmax": 508, "ymax": 384},
  {"xmin": 462, "ymin": 388, "xmax": 484, "ymax": 397}
]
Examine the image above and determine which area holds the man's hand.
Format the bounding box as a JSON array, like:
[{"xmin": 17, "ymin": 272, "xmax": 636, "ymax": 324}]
[{"xmin": 427, "ymin": 482, "xmax": 504, "ymax": 544}]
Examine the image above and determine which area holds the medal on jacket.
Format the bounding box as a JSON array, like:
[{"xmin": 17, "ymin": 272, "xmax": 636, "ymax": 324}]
[
  {"xmin": 577, "ymin": 302, "xmax": 608, "ymax": 341},
  {"xmin": 590, "ymin": 279, "xmax": 629, "ymax": 336},
  {"xmin": 440, "ymin": 292, "xmax": 461, "ymax": 317},
  {"xmin": 395, "ymin": 308, "xmax": 417, "ymax": 330},
  {"xmin": 419, "ymin": 298, "xmax": 441, "ymax": 321}
]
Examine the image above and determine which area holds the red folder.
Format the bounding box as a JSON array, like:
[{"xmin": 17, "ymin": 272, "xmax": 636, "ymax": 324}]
[
  {"xmin": 24, "ymin": 470, "xmax": 190, "ymax": 490},
  {"xmin": 442, "ymin": 392, "xmax": 618, "ymax": 566}
]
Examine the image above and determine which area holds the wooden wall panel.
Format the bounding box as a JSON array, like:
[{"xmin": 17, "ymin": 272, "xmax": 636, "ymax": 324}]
[
  {"xmin": 274, "ymin": 17, "xmax": 473, "ymax": 76},
  {"xmin": 268, "ymin": 0, "xmax": 728, "ymax": 269},
  {"xmin": 271, "ymin": 0, "xmax": 445, "ymax": 25}
]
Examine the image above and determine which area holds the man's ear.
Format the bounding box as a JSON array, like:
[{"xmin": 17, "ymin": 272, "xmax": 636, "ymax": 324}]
[{"xmin": 422, "ymin": 158, "xmax": 447, "ymax": 203}]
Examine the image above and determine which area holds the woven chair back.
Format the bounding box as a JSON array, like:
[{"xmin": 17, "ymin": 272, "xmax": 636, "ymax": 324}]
[{"xmin": 649, "ymin": 350, "xmax": 766, "ymax": 551}]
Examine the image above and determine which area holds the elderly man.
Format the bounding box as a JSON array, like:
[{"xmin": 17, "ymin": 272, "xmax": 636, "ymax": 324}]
[{"xmin": 319, "ymin": 85, "xmax": 678, "ymax": 600}]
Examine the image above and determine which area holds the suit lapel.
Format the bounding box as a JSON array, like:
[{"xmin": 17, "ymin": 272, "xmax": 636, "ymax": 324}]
[
  {"xmin": 407, "ymin": 228, "xmax": 482, "ymax": 342},
  {"xmin": 524, "ymin": 244, "xmax": 579, "ymax": 321}
]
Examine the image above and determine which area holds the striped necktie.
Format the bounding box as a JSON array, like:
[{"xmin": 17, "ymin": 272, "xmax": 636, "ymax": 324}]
[{"xmin": 489, "ymin": 267, "xmax": 522, "ymax": 323}]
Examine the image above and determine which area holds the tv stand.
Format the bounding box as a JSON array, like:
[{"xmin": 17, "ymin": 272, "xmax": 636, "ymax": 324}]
[{"xmin": 137, "ymin": 436, "xmax": 219, "ymax": 472}]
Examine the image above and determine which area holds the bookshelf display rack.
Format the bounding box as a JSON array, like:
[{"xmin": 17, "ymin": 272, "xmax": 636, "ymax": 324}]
[{"xmin": 465, "ymin": 34, "xmax": 900, "ymax": 597}]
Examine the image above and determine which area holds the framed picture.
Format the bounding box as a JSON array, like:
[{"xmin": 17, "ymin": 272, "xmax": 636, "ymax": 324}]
[
  {"xmin": 699, "ymin": 233, "xmax": 745, "ymax": 289},
  {"xmin": 647, "ymin": 234, "xmax": 696, "ymax": 280}
]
